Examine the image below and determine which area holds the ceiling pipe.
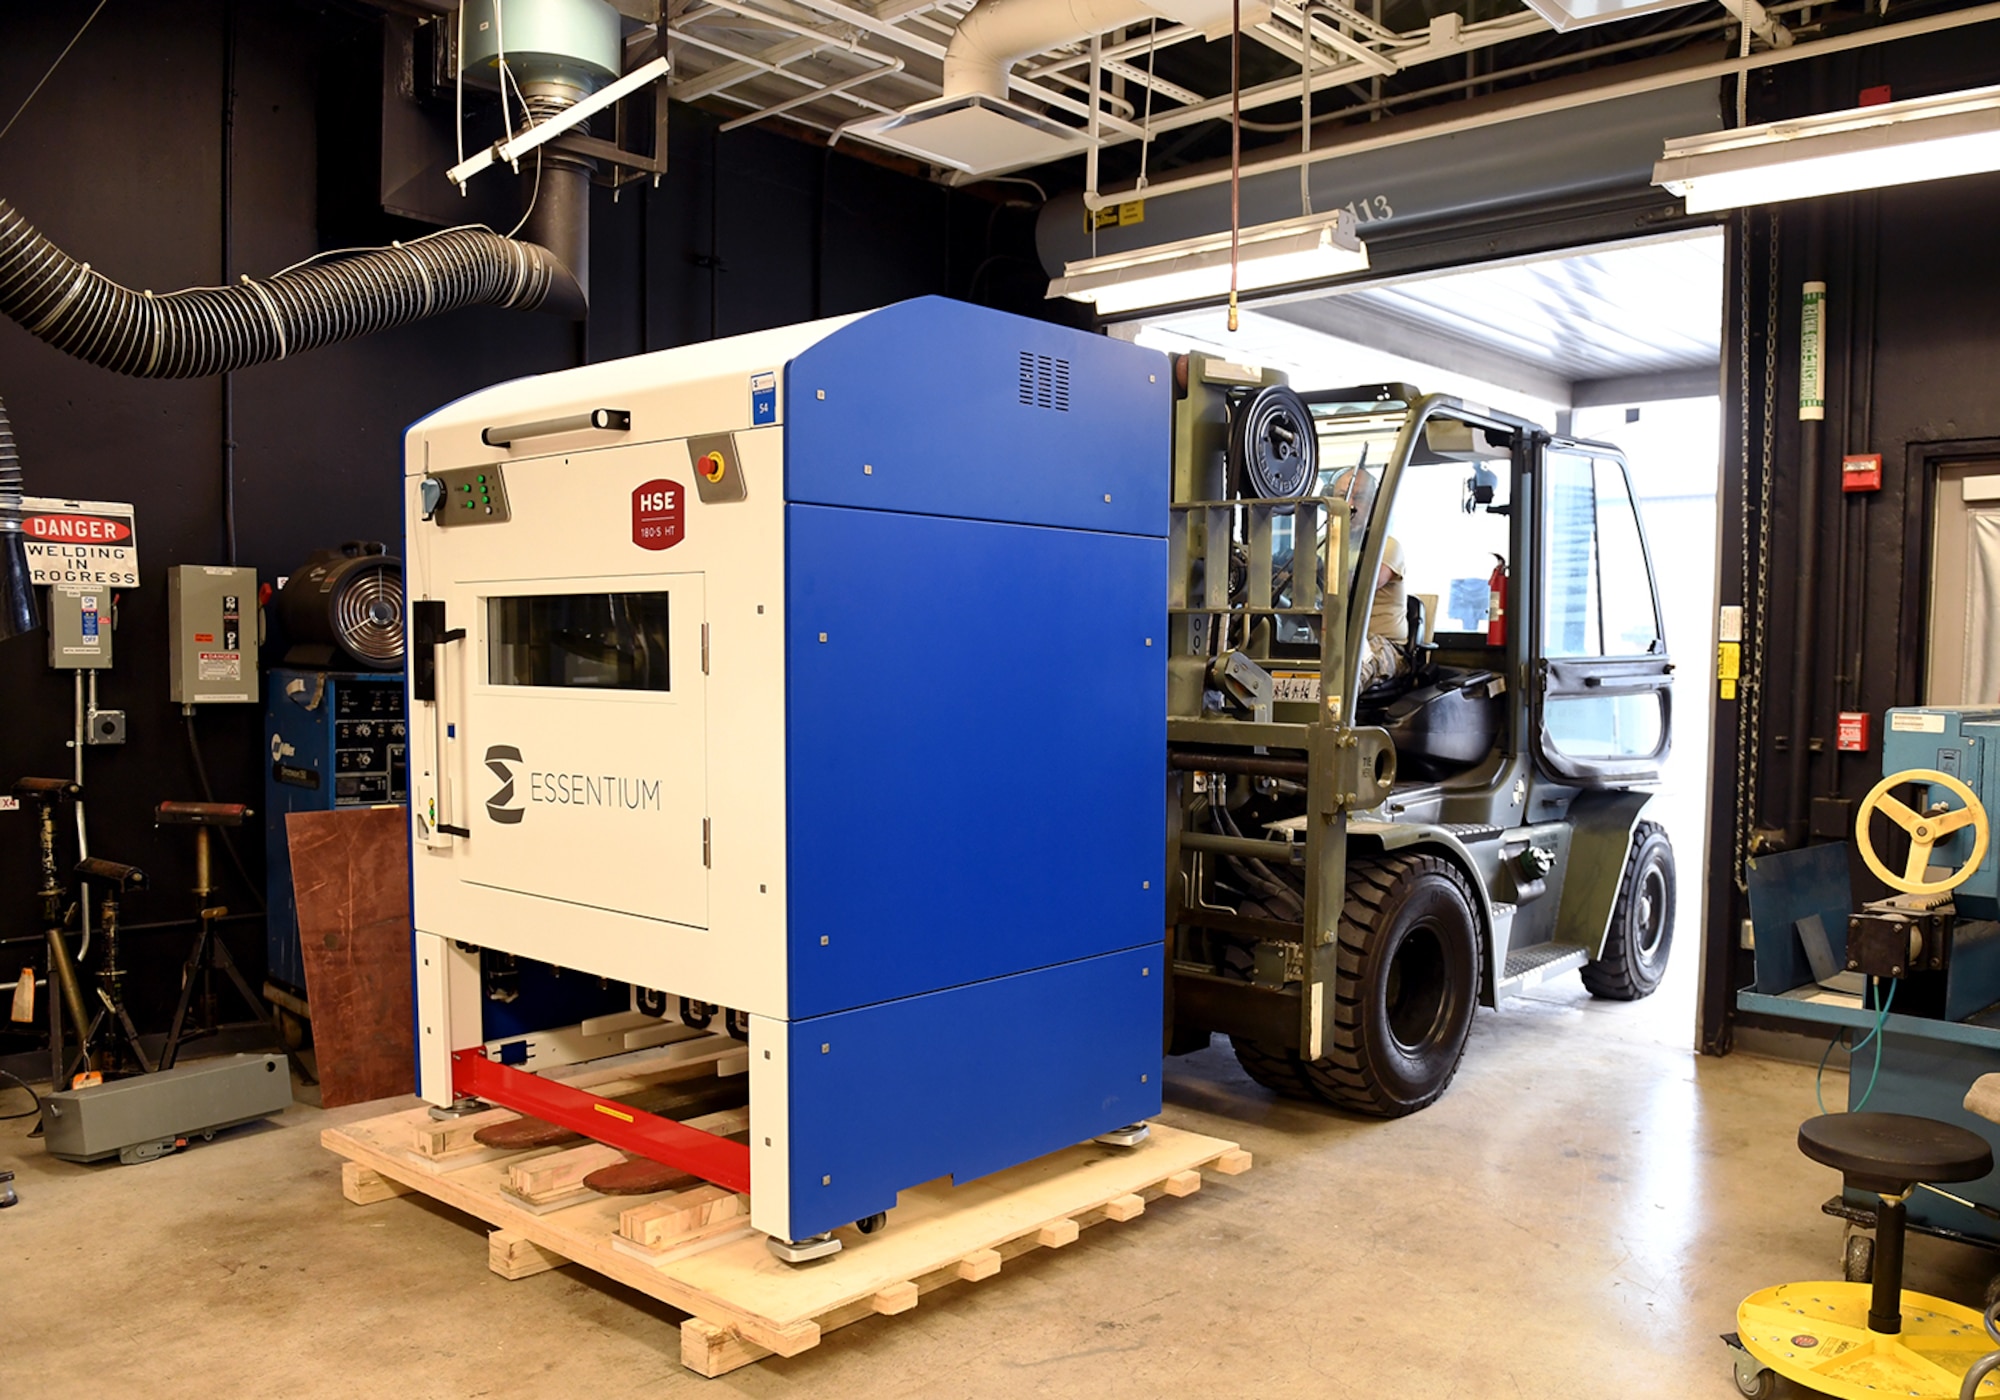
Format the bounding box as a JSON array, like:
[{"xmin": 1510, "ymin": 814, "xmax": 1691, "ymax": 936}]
[{"xmin": 943, "ymin": 0, "xmax": 1163, "ymax": 101}]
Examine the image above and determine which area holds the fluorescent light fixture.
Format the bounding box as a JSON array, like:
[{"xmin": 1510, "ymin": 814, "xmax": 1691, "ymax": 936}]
[
  {"xmin": 1048, "ymin": 209, "xmax": 1368, "ymax": 316},
  {"xmin": 1654, "ymin": 84, "xmax": 2000, "ymax": 213}
]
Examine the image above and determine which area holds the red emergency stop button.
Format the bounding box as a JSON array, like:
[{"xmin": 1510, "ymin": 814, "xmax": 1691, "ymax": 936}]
[{"xmin": 700, "ymin": 451, "xmax": 727, "ymax": 483}]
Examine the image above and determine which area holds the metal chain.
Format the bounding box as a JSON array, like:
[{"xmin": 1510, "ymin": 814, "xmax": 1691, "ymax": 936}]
[
  {"xmin": 1732, "ymin": 210, "xmax": 1754, "ymax": 891},
  {"xmin": 1732, "ymin": 208, "xmax": 1780, "ymax": 891}
]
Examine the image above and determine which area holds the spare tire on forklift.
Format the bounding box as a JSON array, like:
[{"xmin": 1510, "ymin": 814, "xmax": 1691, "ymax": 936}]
[
  {"xmin": 1580, "ymin": 820, "xmax": 1676, "ymax": 1001},
  {"xmin": 1298, "ymin": 852, "xmax": 1482, "ymax": 1118}
]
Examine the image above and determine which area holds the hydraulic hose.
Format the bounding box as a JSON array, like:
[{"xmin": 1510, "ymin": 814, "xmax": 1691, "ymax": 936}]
[
  {"xmin": 0, "ymin": 196, "xmax": 584, "ymax": 380},
  {"xmin": 0, "ymin": 395, "xmax": 34, "ymax": 640}
]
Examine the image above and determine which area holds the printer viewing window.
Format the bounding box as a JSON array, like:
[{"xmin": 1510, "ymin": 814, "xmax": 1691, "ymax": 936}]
[{"xmin": 487, "ymin": 592, "xmax": 671, "ymax": 691}]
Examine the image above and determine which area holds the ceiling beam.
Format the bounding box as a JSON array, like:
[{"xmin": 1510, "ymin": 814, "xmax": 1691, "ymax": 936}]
[
  {"xmin": 1571, "ymin": 365, "xmax": 1721, "ymax": 407},
  {"xmin": 1256, "ymin": 296, "xmax": 1576, "ymax": 407}
]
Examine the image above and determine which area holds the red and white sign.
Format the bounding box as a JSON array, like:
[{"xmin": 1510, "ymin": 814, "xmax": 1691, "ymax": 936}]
[
  {"xmin": 1842, "ymin": 454, "xmax": 1882, "ymax": 493},
  {"xmin": 1837, "ymin": 712, "xmax": 1871, "ymax": 752},
  {"xmin": 20, "ymin": 496, "xmax": 139, "ymax": 588},
  {"xmin": 631, "ymin": 480, "xmax": 684, "ymax": 551}
]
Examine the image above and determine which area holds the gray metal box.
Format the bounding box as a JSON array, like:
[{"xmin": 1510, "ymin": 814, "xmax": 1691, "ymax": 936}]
[
  {"xmin": 41, "ymin": 1054, "xmax": 293, "ymax": 1163},
  {"xmin": 46, "ymin": 584, "xmax": 112, "ymax": 670},
  {"xmin": 167, "ymin": 564, "xmax": 257, "ymax": 703}
]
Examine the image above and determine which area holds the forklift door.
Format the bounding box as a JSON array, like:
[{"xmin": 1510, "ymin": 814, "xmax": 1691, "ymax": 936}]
[{"xmin": 1533, "ymin": 443, "xmax": 1673, "ymax": 787}]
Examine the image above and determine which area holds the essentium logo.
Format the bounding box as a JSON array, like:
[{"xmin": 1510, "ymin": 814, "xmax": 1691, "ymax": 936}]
[
  {"xmin": 482, "ymin": 743, "xmax": 664, "ymax": 824},
  {"xmin": 485, "ymin": 745, "xmax": 524, "ymax": 824}
]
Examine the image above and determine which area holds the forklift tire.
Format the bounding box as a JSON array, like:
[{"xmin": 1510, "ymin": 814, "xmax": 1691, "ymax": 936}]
[
  {"xmin": 1229, "ymin": 1038, "xmax": 1314, "ymax": 1099},
  {"xmin": 1580, "ymin": 821, "xmax": 1676, "ymax": 1001},
  {"xmin": 1298, "ymin": 853, "xmax": 1481, "ymax": 1118}
]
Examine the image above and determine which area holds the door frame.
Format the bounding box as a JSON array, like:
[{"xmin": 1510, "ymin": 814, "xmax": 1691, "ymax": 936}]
[{"xmin": 1903, "ymin": 438, "xmax": 2000, "ymax": 710}]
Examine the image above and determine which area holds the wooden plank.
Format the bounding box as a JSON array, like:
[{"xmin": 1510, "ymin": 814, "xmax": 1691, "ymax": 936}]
[
  {"xmin": 410, "ymin": 1107, "xmax": 520, "ymax": 1159},
  {"xmin": 1103, "ymin": 1193, "xmax": 1146, "ymax": 1222},
  {"xmin": 1214, "ymin": 1148, "xmax": 1253, "ymax": 1175},
  {"xmin": 956, "ymin": 1248, "xmax": 1001, "ymax": 1282},
  {"xmin": 508, "ymin": 1143, "xmax": 626, "ymax": 1202},
  {"xmin": 1161, "ymin": 1169, "xmax": 1202, "ymax": 1198},
  {"xmin": 735, "ymin": 1317, "xmax": 820, "ymax": 1358},
  {"xmin": 680, "ymin": 1319, "xmax": 770, "ymax": 1378},
  {"xmin": 341, "ymin": 1161, "xmax": 413, "ymax": 1205},
  {"xmin": 288, "ymin": 807, "xmax": 414, "ymax": 1108},
  {"xmin": 871, "ymin": 1281, "xmax": 919, "ymax": 1316},
  {"xmin": 489, "ymin": 1229, "xmax": 566, "ymax": 1279},
  {"xmin": 619, "ymin": 1185, "xmax": 745, "ymax": 1247},
  {"xmin": 1036, "ymin": 1218, "xmax": 1080, "ymax": 1248}
]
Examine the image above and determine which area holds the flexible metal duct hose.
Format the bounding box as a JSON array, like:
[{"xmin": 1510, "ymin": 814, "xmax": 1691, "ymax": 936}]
[
  {"xmin": 0, "ymin": 197, "xmax": 584, "ymax": 380},
  {"xmin": 0, "ymin": 395, "xmax": 35, "ymax": 640}
]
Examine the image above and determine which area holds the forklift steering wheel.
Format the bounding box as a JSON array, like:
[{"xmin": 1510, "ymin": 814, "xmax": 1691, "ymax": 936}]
[{"xmin": 1854, "ymin": 766, "xmax": 1990, "ymax": 896}]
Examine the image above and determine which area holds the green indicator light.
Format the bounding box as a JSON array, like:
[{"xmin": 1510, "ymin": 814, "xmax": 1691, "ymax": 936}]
[
  {"xmin": 462, "ymin": 501, "xmax": 474, "ymax": 510},
  {"xmin": 477, "ymin": 474, "xmax": 487, "ymax": 483}
]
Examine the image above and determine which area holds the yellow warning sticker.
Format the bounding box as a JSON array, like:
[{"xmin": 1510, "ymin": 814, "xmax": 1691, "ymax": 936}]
[
  {"xmin": 1716, "ymin": 641, "xmax": 1740, "ymax": 680},
  {"xmin": 1720, "ymin": 679, "xmax": 1737, "ymax": 701},
  {"xmin": 1086, "ymin": 199, "xmax": 1146, "ymax": 233}
]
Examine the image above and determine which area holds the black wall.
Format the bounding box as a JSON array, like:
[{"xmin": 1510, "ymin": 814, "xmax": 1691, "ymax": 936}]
[
  {"xmin": 0, "ymin": 0, "xmax": 1032, "ymax": 1057},
  {"xmin": 1701, "ymin": 22, "xmax": 2000, "ymax": 1050}
]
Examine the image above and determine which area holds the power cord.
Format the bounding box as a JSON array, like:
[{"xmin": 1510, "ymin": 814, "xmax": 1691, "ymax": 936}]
[
  {"xmin": 1815, "ymin": 977, "xmax": 1897, "ymax": 1115},
  {"xmin": 0, "ymin": 1067, "xmax": 43, "ymax": 1121}
]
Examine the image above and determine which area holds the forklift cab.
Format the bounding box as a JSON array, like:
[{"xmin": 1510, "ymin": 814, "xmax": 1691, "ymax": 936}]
[{"xmin": 1301, "ymin": 385, "xmax": 1674, "ymax": 795}]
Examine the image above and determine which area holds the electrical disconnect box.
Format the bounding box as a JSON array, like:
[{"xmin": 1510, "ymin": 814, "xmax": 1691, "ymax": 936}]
[
  {"xmin": 167, "ymin": 565, "xmax": 257, "ymax": 705},
  {"xmin": 46, "ymin": 585, "xmax": 112, "ymax": 670}
]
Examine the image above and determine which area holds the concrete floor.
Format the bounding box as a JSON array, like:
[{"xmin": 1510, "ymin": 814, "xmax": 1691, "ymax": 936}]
[{"xmin": 4, "ymin": 966, "xmax": 1990, "ymax": 1400}]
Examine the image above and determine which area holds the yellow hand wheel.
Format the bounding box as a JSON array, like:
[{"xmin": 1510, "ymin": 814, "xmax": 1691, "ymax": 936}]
[{"xmin": 1854, "ymin": 766, "xmax": 1991, "ymax": 895}]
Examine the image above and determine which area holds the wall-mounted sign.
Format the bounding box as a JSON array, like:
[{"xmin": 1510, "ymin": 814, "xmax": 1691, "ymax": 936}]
[{"xmin": 21, "ymin": 496, "xmax": 139, "ymax": 588}]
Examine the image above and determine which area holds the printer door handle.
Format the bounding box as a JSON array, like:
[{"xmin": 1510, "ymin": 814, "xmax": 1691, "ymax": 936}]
[
  {"xmin": 480, "ymin": 408, "xmax": 631, "ymax": 448},
  {"xmin": 412, "ymin": 600, "xmax": 469, "ymax": 844}
]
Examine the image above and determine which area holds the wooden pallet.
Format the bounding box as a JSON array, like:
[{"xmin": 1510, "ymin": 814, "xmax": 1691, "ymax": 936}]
[{"xmin": 322, "ymin": 1050, "xmax": 1249, "ymax": 1377}]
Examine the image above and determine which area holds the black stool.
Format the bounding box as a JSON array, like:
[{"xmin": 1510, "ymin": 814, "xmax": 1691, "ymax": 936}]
[{"xmin": 1799, "ymin": 1112, "xmax": 1995, "ymax": 1334}]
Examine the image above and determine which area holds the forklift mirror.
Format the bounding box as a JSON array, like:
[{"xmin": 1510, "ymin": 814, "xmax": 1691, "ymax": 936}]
[{"xmin": 1464, "ymin": 464, "xmax": 1498, "ymax": 513}]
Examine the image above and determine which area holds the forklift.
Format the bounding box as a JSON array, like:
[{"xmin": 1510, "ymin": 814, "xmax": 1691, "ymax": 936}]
[{"xmin": 1164, "ymin": 357, "xmax": 1678, "ymax": 1116}]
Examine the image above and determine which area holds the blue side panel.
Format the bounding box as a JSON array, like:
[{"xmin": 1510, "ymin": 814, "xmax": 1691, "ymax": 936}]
[
  {"xmin": 782, "ymin": 297, "xmax": 1170, "ymax": 537},
  {"xmin": 784, "ymin": 503, "xmax": 1165, "ymax": 1018},
  {"xmin": 784, "ymin": 945, "xmax": 1163, "ymax": 1239}
]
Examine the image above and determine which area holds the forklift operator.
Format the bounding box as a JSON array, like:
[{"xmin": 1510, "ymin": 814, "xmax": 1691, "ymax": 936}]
[{"xmin": 1332, "ymin": 467, "xmax": 1406, "ymax": 691}]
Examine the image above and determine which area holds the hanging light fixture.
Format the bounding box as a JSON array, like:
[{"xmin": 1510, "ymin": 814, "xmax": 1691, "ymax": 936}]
[
  {"xmin": 1653, "ymin": 84, "xmax": 2000, "ymax": 214},
  {"xmin": 1047, "ymin": 209, "xmax": 1367, "ymax": 317}
]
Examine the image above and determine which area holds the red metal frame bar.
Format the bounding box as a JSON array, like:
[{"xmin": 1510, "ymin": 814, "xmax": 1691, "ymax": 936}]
[{"xmin": 451, "ymin": 1050, "xmax": 750, "ymax": 1195}]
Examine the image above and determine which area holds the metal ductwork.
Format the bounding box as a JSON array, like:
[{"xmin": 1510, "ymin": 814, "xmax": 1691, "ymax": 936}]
[
  {"xmin": 851, "ymin": 0, "xmax": 1245, "ymax": 176},
  {"xmin": 0, "ymin": 0, "xmax": 632, "ymax": 641},
  {"xmin": 1036, "ymin": 79, "xmax": 1727, "ymax": 280},
  {"xmin": 942, "ymin": 0, "xmax": 1163, "ymax": 102}
]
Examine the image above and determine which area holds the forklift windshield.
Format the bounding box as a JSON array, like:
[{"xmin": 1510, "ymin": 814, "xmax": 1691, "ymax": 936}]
[{"xmin": 1304, "ymin": 392, "xmax": 1516, "ymax": 641}]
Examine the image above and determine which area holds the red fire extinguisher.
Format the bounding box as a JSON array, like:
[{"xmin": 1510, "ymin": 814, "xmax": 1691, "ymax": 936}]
[{"xmin": 1487, "ymin": 554, "xmax": 1508, "ymax": 647}]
